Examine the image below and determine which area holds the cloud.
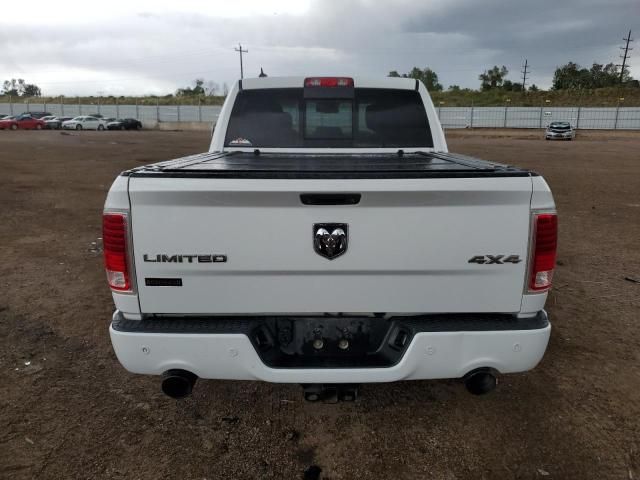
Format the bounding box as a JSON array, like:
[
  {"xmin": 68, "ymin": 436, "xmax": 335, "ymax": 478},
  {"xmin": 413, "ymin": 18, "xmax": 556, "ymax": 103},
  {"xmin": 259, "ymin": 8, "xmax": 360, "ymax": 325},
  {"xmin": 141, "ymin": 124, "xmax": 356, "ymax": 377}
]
[{"xmin": 0, "ymin": 0, "xmax": 636, "ymax": 95}]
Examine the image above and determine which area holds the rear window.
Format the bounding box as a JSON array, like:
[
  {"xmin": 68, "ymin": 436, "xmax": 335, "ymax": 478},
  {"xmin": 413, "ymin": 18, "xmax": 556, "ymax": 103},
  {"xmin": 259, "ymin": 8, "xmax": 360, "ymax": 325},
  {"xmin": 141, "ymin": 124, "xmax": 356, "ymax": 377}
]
[{"xmin": 225, "ymin": 88, "xmax": 433, "ymax": 148}]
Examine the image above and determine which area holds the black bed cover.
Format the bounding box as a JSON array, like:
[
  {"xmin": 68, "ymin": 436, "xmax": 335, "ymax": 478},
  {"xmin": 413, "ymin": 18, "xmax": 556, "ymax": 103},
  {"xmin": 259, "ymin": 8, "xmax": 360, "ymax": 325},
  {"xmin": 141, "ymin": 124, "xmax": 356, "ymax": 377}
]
[{"xmin": 124, "ymin": 151, "xmax": 535, "ymax": 179}]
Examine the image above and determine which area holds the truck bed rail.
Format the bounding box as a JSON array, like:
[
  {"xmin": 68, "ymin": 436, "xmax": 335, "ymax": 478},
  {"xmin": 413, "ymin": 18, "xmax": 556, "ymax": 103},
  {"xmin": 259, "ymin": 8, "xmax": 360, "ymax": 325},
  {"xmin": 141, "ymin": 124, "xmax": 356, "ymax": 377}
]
[{"xmin": 123, "ymin": 151, "xmax": 535, "ymax": 179}]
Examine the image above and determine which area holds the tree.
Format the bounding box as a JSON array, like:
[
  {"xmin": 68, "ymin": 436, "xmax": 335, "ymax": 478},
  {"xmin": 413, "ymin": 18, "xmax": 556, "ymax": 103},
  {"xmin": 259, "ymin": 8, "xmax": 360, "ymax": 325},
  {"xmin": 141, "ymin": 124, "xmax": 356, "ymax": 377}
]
[
  {"xmin": 502, "ymin": 80, "xmax": 523, "ymax": 92},
  {"xmin": 23, "ymin": 83, "xmax": 41, "ymax": 97},
  {"xmin": 204, "ymin": 80, "xmax": 219, "ymax": 96},
  {"xmin": 176, "ymin": 78, "xmax": 207, "ymax": 97},
  {"xmin": 589, "ymin": 63, "xmax": 626, "ymax": 88},
  {"xmin": 193, "ymin": 78, "xmax": 206, "ymax": 95},
  {"xmin": 552, "ymin": 62, "xmax": 632, "ymax": 90},
  {"xmin": 448, "ymin": 85, "xmax": 461, "ymax": 91},
  {"xmin": 552, "ymin": 62, "xmax": 585, "ymax": 90},
  {"xmin": 2, "ymin": 79, "xmax": 19, "ymax": 96},
  {"xmin": 529, "ymin": 84, "xmax": 539, "ymax": 92},
  {"xmin": 421, "ymin": 68, "xmax": 443, "ymax": 92},
  {"xmin": 2, "ymin": 78, "xmax": 41, "ymax": 97},
  {"xmin": 407, "ymin": 67, "xmax": 424, "ymax": 81},
  {"xmin": 387, "ymin": 67, "xmax": 443, "ymax": 91},
  {"xmin": 479, "ymin": 65, "xmax": 509, "ymax": 90}
]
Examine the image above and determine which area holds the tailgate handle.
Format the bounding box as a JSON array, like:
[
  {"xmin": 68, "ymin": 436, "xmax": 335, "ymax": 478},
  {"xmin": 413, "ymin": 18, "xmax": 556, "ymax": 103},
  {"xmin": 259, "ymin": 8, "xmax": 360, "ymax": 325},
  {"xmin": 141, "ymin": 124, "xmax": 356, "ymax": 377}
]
[{"xmin": 300, "ymin": 193, "xmax": 361, "ymax": 205}]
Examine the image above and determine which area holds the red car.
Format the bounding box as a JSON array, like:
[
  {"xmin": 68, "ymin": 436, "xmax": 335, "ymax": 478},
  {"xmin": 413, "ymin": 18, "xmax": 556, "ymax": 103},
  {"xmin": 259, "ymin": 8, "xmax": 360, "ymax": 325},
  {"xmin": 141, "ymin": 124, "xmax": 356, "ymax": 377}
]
[{"xmin": 0, "ymin": 115, "xmax": 46, "ymax": 130}]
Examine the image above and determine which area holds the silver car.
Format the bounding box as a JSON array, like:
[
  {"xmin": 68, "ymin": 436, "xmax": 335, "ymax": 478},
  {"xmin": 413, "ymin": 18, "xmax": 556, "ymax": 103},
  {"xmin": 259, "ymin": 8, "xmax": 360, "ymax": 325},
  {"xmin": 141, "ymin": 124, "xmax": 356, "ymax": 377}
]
[{"xmin": 545, "ymin": 122, "xmax": 575, "ymax": 140}]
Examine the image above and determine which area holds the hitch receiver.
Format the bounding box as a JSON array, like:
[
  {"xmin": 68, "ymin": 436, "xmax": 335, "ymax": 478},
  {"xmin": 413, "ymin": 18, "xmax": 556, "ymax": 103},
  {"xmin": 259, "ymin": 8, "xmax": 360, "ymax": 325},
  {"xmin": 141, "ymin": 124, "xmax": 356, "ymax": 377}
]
[{"xmin": 302, "ymin": 384, "xmax": 359, "ymax": 403}]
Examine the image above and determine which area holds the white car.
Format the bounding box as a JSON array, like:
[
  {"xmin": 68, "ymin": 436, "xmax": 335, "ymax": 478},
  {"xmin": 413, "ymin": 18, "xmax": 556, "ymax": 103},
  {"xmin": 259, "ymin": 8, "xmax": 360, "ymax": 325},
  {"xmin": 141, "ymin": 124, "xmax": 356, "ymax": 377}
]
[
  {"xmin": 104, "ymin": 76, "xmax": 556, "ymax": 401},
  {"xmin": 62, "ymin": 116, "xmax": 106, "ymax": 130},
  {"xmin": 545, "ymin": 122, "xmax": 575, "ymax": 140}
]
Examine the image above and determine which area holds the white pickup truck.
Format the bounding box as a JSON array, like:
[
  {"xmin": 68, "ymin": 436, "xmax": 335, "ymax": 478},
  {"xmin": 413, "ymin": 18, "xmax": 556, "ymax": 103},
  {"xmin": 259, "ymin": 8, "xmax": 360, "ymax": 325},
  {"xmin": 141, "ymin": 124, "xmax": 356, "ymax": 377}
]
[{"xmin": 104, "ymin": 76, "xmax": 557, "ymax": 401}]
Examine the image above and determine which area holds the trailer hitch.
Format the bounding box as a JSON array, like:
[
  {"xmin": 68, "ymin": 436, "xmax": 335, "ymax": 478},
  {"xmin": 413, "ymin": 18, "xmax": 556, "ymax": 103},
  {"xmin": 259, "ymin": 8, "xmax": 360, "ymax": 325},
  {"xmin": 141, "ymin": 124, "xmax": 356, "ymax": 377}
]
[{"xmin": 302, "ymin": 384, "xmax": 359, "ymax": 403}]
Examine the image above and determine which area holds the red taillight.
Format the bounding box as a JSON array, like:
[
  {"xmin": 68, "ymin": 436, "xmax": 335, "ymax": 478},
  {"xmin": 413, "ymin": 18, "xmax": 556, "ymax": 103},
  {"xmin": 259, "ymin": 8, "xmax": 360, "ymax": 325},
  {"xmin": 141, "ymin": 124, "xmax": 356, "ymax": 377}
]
[
  {"xmin": 102, "ymin": 212, "xmax": 131, "ymax": 291},
  {"xmin": 304, "ymin": 77, "xmax": 354, "ymax": 88},
  {"xmin": 529, "ymin": 213, "xmax": 558, "ymax": 292}
]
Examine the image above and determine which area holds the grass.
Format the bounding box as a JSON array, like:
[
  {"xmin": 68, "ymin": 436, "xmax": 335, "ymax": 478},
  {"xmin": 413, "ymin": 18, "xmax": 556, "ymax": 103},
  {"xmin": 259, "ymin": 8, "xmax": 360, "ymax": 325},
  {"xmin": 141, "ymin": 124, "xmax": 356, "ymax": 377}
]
[
  {"xmin": 1, "ymin": 86, "xmax": 639, "ymax": 107},
  {"xmin": 430, "ymin": 86, "xmax": 640, "ymax": 107}
]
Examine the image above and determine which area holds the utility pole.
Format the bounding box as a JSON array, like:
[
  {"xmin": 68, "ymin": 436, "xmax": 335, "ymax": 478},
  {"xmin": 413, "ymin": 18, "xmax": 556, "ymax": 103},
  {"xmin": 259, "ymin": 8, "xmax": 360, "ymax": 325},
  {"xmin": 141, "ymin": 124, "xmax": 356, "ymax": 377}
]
[
  {"xmin": 617, "ymin": 30, "xmax": 633, "ymax": 84},
  {"xmin": 234, "ymin": 43, "xmax": 248, "ymax": 79},
  {"xmin": 521, "ymin": 59, "xmax": 529, "ymax": 92}
]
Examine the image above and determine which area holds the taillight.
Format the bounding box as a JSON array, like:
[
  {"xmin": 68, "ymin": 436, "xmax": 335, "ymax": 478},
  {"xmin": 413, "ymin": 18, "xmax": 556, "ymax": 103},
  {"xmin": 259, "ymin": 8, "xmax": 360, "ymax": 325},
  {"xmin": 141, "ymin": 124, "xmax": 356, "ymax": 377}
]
[
  {"xmin": 529, "ymin": 213, "xmax": 558, "ymax": 292},
  {"xmin": 304, "ymin": 77, "xmax": 354, "ymax": 88},
  {"xmin": 102, "ymin": 212, "xmax": 131, "ymax": 291}
]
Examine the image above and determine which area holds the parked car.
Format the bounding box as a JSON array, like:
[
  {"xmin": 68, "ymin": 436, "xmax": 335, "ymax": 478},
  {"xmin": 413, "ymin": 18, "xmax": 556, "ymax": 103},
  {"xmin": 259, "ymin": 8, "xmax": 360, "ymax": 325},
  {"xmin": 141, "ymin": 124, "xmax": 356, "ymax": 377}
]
[
  {"xmin": 0, "ymin": 115, "xmax": 16, "ymax": 129},
  {"xmin": 545, "ymin": 122, "xmax": 575, "ymax": 140},
  {"xmin": 104, "ymin": 75, "xmax": 557, "ymax": 401},
  {"xmin": 0, "ymin": 114, "xmax": 11, "ymax": 120},
  {"xmin": 62, "ymin": 116, "xmax": 107, "ymax": 130},
  {"xmin": 107, "ymin": 118, "xmax": 143, "ymax": 130},
  {"xmin": 44, "ymin": 116, "xmax": 74, "ymax": 129},
  {"xmin": 40, "ymin": 116, "xmax": 58, "ymax": 127},
  {"xmin": 0, "ymin": 115, "xmax": 46, "ymax": 130},
  {"xmin": 19, "ymin": 111, "xmax": 52, "ymax": 119}
]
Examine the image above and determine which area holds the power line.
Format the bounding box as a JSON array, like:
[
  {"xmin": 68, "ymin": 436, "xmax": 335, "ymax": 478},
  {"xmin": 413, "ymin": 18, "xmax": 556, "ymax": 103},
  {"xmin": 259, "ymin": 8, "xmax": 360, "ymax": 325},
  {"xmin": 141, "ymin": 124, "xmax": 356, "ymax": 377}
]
[
  {"xmin": 234, "ymin": 43, "xmax": 248, "ymax": 79},
  {"xmin": 521, "ymin": 59, "xmax": 529, "ymax": 91},
  {"xmin": 617, "ymin": 29, "xmax": 633, "ymax": 84}
]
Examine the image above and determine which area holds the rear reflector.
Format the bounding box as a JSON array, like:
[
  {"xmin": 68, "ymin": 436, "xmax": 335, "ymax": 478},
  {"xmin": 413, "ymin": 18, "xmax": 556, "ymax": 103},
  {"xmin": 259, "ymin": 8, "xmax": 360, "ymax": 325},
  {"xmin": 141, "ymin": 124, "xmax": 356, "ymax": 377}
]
[
  {"xmin": 103, "ymin": 212, "xmax": 131, "ymax": 291},
  {"xmin": 529, "ymin": 213, "xmax": 558, "ymax": 292},
  {"xmin": 304, "ymin": 77, "xmax": 354, "ymax": 88}
]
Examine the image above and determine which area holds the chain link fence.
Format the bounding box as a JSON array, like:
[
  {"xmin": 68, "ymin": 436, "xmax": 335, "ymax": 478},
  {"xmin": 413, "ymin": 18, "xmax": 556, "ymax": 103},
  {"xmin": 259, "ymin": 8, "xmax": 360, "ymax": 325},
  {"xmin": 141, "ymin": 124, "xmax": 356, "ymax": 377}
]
[{"xmin": 2, "ymin": 101, "xmax": 640, "ymax": 130}]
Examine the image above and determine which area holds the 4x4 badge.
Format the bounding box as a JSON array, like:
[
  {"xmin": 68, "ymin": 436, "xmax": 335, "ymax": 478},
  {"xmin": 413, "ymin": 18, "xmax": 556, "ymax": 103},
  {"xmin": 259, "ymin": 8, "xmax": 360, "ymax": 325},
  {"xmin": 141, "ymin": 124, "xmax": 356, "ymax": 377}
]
[
  {"xmin": 314, "ymin": 223, "xmax": 348, "ymax": 260},
  {"xmin": 468, "ymin": 255, "xmax": 522, "ymax": 264}
]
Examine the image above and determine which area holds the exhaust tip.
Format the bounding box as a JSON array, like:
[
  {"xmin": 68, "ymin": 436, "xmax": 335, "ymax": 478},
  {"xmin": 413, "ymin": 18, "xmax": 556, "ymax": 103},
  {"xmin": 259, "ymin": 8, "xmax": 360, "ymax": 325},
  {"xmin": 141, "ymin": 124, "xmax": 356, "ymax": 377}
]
[
  {"xmin": 464, "ymin": 369, "xmax": 497, "ymax": 396},
  {"xmin": 161, "ymin": 369, "xmax": 198, "ymax": 399}
]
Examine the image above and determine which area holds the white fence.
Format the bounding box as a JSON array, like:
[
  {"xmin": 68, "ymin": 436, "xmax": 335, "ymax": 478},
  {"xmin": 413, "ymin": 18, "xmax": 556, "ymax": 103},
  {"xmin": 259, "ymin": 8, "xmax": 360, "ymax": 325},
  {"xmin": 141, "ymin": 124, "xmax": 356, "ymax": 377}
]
[
  {"xmin": 0, "ymin": 102, "xmax": 222, "ymax": 124},
  {"xmin": 437, "ymin": 106, "xmax": 640, "ymax": 130},
  {"xmin": 1, "ymin": 102, "xmax": 640, "ymax": 130}
]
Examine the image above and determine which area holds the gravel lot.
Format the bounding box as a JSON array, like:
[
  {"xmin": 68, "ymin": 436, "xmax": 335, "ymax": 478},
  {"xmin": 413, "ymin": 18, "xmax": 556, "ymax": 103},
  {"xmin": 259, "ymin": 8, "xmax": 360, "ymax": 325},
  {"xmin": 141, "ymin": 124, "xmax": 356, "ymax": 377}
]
[{"xmin": 1, "ymin": 128, "xmax": 639, "ymax": 479}]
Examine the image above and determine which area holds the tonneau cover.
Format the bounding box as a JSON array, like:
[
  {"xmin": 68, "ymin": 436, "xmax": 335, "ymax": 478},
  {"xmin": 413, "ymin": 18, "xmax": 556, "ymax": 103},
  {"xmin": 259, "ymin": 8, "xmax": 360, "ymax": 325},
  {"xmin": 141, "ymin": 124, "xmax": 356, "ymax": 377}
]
[{"xmin": 124, "ymin": 152, "xmax": 534, "ymax": 179}]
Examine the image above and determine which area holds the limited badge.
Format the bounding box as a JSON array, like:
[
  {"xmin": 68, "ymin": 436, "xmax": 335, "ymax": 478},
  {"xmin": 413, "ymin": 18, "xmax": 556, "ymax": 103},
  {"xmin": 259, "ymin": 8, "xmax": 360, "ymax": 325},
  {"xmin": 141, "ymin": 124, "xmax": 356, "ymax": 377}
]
[{"xmin": 313, "ymin": 223, "xmax": 348, "ymax": 260}]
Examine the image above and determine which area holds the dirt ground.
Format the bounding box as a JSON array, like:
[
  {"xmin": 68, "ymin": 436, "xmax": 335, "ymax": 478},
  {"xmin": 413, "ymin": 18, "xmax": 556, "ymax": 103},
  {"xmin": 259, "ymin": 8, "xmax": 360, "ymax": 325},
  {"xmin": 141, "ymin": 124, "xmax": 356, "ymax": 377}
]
[{"xmin": 0, "ymin": 128, "xmax": 638, "ymax": 480}]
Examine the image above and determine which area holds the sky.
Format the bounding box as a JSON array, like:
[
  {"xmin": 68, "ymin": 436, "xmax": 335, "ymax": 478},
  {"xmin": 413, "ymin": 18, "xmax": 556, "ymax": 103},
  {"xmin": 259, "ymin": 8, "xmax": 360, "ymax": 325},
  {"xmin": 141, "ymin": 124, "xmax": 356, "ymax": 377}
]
[{"xmin": 1, "ymin": 0, "xmax": 637, "ymax": 96}]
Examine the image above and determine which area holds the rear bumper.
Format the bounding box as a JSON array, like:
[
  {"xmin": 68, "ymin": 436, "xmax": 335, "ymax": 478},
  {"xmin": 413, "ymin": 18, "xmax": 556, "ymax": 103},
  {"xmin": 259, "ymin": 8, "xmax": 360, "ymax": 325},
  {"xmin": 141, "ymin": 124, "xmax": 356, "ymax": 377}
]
[{"xmin": 109, "ymin": 311, "xmax": 550, "ymax": 383}]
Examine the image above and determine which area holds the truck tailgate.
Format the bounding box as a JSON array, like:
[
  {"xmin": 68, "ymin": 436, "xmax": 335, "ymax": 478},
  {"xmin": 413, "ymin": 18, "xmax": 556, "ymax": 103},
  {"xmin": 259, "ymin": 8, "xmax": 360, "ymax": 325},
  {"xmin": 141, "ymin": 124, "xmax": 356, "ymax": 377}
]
[{"xmin": 129, "ymin": 175, "xmax": 533, "ymax": 314}]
